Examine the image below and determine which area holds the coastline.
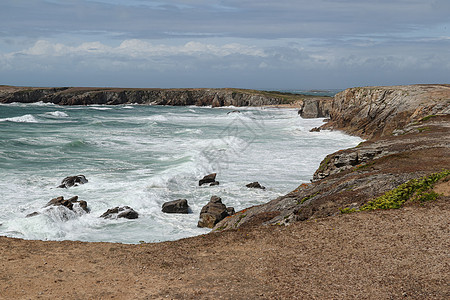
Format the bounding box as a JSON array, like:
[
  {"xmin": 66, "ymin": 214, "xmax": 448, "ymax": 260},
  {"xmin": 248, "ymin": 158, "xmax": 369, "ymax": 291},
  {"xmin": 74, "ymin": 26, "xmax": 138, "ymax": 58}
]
[{"xmin": 1, "ymin": 84, "xmax": 449, "ymax": 298}]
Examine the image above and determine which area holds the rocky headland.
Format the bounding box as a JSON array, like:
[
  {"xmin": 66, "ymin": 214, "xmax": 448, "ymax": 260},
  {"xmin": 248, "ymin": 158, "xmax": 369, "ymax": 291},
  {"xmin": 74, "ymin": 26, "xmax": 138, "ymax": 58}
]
[
  {"xmin": 0, "ymin": 84, "xmax": 449, "ymax": 299},
  {"xmin": 0, "ymin": 85, "xmax": 331, "ymax": 110}
]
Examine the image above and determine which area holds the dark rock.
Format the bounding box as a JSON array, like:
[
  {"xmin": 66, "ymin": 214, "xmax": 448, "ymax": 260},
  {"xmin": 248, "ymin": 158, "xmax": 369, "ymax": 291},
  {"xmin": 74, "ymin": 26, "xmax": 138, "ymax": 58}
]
[
  {"xmin": 246, "ymin": 182, "xmax": 266, "ymax": 189},
  {"xmin": 58, "ymin": 175, "xmax": 88, "ymax": 188},
  {"xmin": 198, "ymin": 196, "xmax": 234, "ymax": 228},
  {"xmin": 209, "ymin": 181, "xmax": 220, "ymax": 186},
  {"xmin": 227, "ymin": 110, "xmax": 241, "ymax": 115},
  {"xmin": 199, "ymin": 173, "xmax": 217, "ymax": 186},
  {"xmin": 310, "ymin": 127, "xmax": 321, "ymax": 132},
  {"xmin": 100, "ymin": 206, "xmax": 139, "ymax": 219},
  {"xmin": 45, "ymin": 196, "xmax": 89, "ymax": 213},
  {"xmin": 26, "ymin": 212, "xmax": 40, "ymax": 218},
  {"xmin": 162, "ymin": 199, "xmax": 190, "ymax": 214}
]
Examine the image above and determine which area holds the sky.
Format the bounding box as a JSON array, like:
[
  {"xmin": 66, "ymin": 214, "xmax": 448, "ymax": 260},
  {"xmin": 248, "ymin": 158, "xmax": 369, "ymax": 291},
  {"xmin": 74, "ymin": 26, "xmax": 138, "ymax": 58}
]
[{"xmin": 0, "ymin": 0, "xmax": 449, "ymax": 89}]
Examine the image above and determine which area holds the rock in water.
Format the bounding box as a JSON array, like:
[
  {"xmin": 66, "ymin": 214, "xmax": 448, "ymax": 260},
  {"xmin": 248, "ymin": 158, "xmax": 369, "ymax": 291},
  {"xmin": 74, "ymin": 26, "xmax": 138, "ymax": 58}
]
[
  {"xmin": 199, "ymin": 173, "xmax": 218, "ymax": 186},
  {"xmin": 162, "ymin": 199, "xmax": 190, "ymax": 214},
  {"xmin": 58, "ymin": 175, "xmax": 88, "ymax": 188},
  {"xmin": 198, "ymin": 196, "xmax": 235, "ymax": 228},
  {"xmin": 246, "ymin": 182, "xmax": 266, "ymax": 189},
  {"xmin": 45, "ymin": 196, "xmax": 89, "ymax": 213},
  {"xmin": 100, "ymin": 206, "xmax": 139, "ymax": 219}
]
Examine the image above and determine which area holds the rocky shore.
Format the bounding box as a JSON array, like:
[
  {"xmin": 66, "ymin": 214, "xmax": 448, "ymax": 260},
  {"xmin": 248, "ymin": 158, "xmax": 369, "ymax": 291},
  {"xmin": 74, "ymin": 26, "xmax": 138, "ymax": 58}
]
[
  {"xmin": 0, "ymin": 84, "xmax": 449, "ymax": 299},
  {"xmin": 215, "ymin": 84, "xmax": 450, "ymax": 230}
]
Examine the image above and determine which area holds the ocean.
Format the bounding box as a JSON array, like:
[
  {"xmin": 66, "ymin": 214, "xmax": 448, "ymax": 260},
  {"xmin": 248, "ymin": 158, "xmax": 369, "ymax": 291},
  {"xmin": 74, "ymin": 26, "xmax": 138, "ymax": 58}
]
[{"xmin": 0, "ymin": 102, "xmax": 362, "ymax": 243}]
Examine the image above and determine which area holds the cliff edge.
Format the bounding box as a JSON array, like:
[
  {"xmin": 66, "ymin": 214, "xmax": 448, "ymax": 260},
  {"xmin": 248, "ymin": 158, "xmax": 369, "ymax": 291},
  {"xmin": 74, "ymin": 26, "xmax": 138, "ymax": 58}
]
[{"xmin": 214, "ymin": 84, "xmax": 450, "ymax": 230}]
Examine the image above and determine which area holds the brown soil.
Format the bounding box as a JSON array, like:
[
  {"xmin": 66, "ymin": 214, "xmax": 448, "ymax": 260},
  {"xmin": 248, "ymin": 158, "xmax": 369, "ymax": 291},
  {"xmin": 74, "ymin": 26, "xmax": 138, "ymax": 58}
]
[{"xmin": 1, "ymin": 200, "xmax": 449, "ymax": 299}]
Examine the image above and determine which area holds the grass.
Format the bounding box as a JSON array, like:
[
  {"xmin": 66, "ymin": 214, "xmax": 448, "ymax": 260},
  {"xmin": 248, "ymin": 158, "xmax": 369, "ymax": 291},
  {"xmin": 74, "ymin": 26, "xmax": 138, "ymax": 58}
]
[
  {"xmin": 298, "ymin": 192, "xmax": 320, "ymax": 204},
  {"xmin": 360, "ymin": 170, "xmax": 449, "ymax": 211}
]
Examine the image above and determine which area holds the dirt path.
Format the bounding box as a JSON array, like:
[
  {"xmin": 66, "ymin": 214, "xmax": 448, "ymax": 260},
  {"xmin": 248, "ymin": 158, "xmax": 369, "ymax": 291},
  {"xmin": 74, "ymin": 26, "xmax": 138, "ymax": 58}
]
[{"xmin": 1, "ymin": 200, "xmax": 449, "ymax": 299}]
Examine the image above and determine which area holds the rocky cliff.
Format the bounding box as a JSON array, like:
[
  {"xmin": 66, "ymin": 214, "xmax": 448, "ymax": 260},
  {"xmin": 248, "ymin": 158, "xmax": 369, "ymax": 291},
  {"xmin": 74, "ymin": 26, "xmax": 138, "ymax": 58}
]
[
  {"xmin": 0, "ymin": 86, "xmax": 329, "ymax": 109},
  {"xmin": 321, "ymin": 84, "xmax": 450, "ymax": 139},
  {"xmin": 214, "ymin": 84, "xmax": 450, "ymax": 230}
]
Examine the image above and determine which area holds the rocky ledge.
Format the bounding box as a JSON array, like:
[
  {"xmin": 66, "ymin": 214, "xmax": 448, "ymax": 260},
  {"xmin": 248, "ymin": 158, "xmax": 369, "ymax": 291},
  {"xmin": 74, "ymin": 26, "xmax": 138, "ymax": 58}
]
[{"xmin": 214, "ymin": 84, "xmax": 450, "ymax": 230}]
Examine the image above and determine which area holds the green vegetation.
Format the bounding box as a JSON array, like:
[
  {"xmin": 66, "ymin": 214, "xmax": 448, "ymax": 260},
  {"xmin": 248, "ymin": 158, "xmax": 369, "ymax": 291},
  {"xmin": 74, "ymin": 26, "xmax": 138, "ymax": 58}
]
[
  {"xmin": 298, "ymin": 192, "xmax": 320, "ymax": 204},
  {"xmin": 417, "ymin": 127, "xmax": 430, "ymax": 133},
  {"xmin": 360, "ymin": 170, "xmax": 449, "ymax": 211},
  {"xmin": 339, "ymin": 207, "xmax": 357, "ymax": 214},
  {"xmin": 318, "ymin": 155, "xmax": 332, "ymax": 172},
  {"xmin": 419, "ymin": 115, "xmax": 436, "ymax": 122}
]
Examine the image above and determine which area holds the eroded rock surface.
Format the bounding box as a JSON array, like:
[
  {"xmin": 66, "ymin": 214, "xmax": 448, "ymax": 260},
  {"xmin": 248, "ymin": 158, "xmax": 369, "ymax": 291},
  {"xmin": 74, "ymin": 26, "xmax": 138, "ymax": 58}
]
[
  {"xmin": 214, "ymin": 85, "xmax": 450, "ymax": 231},
  {"xmin": 162, "ymin": 199, "xmax": 190, "ymax": 214},
  {"xmin": 100, "ymin": 206, "xmax": 139, "ymax": 219},
  {"xmin": 58, "ymin": 175, "xmax": 88, "ymax": 188},
  {"xmin": 198, "ymin": 196, "xmax": 234, "ymax": 228}
]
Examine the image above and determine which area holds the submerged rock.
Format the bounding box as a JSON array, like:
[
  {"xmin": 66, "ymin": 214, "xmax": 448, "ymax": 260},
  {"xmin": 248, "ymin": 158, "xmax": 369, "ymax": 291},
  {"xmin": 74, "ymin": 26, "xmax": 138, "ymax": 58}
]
[
  {"xmin": 198, "ymin": 196, "xmax": 234, "ymax": 228},
  {"xmin": 25, "ymin": 212, "xmax": 40, "ymax": 218},
  {"xmin": 45, "ymin": 196, "xmax": 89, "ymax": 213},
  {"xmin": 162, "ymin": 199, "xmax": 190, "ymax": 214},
  {"xmin": 58, "ymin": 175, "xmax": 88, "ymax": 188},
  {"xmin": 199, "ymin": 173, "xmax": 218, "ymax": 186},
  {"xmin": 100, "ymin": 206, "xmax": 139, "ymax": 219},
  {"xmin": 246, "ymin": 182, "xmax": 266, "ymax": 189}
]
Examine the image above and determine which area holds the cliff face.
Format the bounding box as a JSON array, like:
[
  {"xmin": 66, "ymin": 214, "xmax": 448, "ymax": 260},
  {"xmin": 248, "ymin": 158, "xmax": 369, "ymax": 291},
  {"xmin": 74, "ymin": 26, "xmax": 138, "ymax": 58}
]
[
  {"xmin": 321, "ymin": 84, "xmax": 450, "ymax": 139},
  {"xmin": 214, "ymin": 84, "xmax": 450, "ymax": 231},
  {"xmin": 0, "ymin": 86, "xmax": 327, "ymax": 108}
]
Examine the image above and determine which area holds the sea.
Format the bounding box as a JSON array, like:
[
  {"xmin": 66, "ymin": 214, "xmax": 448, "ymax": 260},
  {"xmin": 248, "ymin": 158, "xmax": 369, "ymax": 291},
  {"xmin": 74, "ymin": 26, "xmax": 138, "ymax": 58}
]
[{"xmin": 0, "ymin": 102, "xmax": 362, "ymax": 243}]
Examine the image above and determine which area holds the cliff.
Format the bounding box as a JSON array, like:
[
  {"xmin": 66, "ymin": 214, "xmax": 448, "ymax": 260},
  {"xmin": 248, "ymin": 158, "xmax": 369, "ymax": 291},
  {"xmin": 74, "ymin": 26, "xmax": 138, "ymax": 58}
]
[
  {"xmin": 214, "ymin": 84, "xmax": 450, "ymax": 230},
  {"xmin": 0, "ymin": 86, "xmax": 329, "ymax": 109}
]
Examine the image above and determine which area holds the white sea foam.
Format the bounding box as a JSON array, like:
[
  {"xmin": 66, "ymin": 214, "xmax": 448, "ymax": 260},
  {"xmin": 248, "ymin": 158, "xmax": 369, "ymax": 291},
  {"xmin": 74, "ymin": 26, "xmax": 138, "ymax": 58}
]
[
  {"xmin": 0, "ymin": 114, "xmax": 39, "ymax": 123},
  {"xmin": 0, "ymin": 105, "xmax": 362, "ymax": 244},
  {"xmin": 45, "ymin": 111, "xmax": 69, "ymax": 117}
]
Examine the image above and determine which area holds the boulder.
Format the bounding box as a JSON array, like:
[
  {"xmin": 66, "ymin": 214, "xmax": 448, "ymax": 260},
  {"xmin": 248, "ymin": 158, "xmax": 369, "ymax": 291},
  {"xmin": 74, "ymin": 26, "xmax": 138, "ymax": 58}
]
[
  {"xmin": 246, "ymin": 182, "xmax": 266, "ymax": 189},
  {"xmin": 45, "ymin": 196, "xmax": 89, "ymax": 213},
  {"xmin": 198, "ymin": 196, "xmax": 234, "ymax": 228},
  {"xmin": 58, "ymin": 175, "xmax": 88, "ymax": 188},
  {"xmin": 209, "ymin": 181, "xmax": 220, "ymax": 186},
  {"xmin": 199, "ymin": 173, "xmax": 218, "ymax": 186},
  {"xmin": 100, "ymin": 206, "xmax": 139, "ymax": 219},
  {"xmin": 162, "ymin": 199, "xmax": 190, "ymax": 214}
]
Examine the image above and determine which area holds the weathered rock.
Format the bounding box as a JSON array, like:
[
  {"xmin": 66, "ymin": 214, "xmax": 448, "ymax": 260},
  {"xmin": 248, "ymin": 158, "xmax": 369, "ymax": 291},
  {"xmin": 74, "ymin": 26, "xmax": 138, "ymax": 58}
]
[
  {"xmin": 45, "ymin": 196, "xmax": 89, "ymax": 213},
  {"xmin": 198, "ymin": 196, "xmax": 234, "ymax": 228},
  {"xmin": 0, "ymin": 86, "xmax": 322, "ymax": 107},
  {"xmin": 209, "ymin": 181, "xmax": 220, "ymax": 186},
  {"xmin": 246, "ymin": 182, "xmax": 266, "ymax": 189},
  {"xmin": 162, "ymin": 199, "xmax": 190, "ymax": 214},
  {"xmin": 320, "ymin": 84, "xmax": 450, "ymax": 139},
  {"xmin": 58, "ymin": 175, "xmax": 88, "ymax": 188},
  {"xmin": 26, "ymin": 212, "xmax": 40, "ymax": 218},
  {"xmin": 100, "ymin": 206, "xmax": 139, "ymax": 219},
  {"xmin": 213, "ymin": 86, "xmax": 450, "ymax": 231},
  {"xmin": 298, "ymin": 98, "xmax": 333, "ymax": 118},
  {"xmin": 199, "ymin": 173, "xmax": 217, "ymax": 186},
  {"xmin": 310, "ymin": 127, "xmax": 321, "ymax": 132}
]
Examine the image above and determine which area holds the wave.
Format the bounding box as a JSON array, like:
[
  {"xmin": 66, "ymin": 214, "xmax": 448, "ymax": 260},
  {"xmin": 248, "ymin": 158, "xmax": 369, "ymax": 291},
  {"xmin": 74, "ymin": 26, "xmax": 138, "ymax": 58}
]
[
  {"xmin": 45, "ymin": 111, "xmax": 69, "ymax": 118},
  {"xmin": 0, "ymin": 114, "xmax": 39, "ymax": 123}
]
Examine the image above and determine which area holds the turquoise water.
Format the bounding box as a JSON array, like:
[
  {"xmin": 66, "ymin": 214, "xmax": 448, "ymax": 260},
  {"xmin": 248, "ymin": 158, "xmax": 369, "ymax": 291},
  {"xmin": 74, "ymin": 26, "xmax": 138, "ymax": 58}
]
[{"xmin": 0, "ymin": 102, "xmax": 362, "ymax": 243}]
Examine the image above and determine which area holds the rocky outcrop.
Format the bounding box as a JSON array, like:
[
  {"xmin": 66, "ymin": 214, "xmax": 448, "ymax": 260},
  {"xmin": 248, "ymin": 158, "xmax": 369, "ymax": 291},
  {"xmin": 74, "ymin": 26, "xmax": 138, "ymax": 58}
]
[
  {"xmin": 199, "ymin": 173, "xmax": 219, "ymax": 186},
  {"xmin": 0, "ymin": 86, "xmax": 328, "ymax": 107},
  {"xmin": 298, "ymin": 98, "xmax": 333, "ymax": 118},
  {"xmin": 100, "ymin": 206, "xmax": 139, "ymax": 219},
  {"xmin": 162, "ymin": 199, "xmax": 190, "ymax": 214},
  {"xmin": 320, "ymin": 84, "xmax": 450, "ymax": 139},
  {"xmin": 58, "ymin": 175, "xmax": 88, "ymax": 188},
  {"xmin": 198, "ymin": 196, "xmax": 235, "ymax": 228},
  {"xmin": 246, "ymin": 182, "xmax": 266, "ymax": 189},
  {"xmin": 45, "ymin": 196, "xmax": 89, "ymax": 213},
  {"xmin": 214, "ymin": 85, "xmax": 450, "ymax": 231}
]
